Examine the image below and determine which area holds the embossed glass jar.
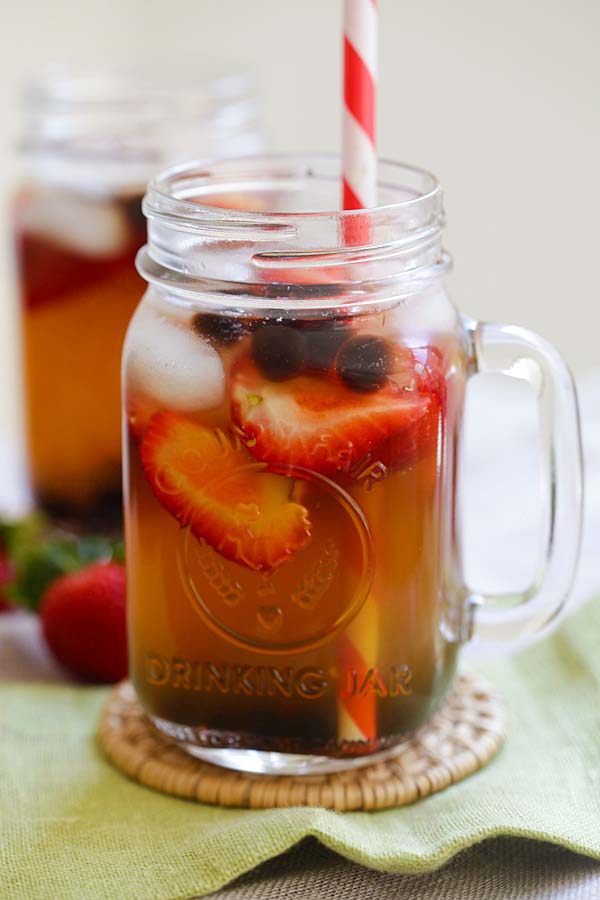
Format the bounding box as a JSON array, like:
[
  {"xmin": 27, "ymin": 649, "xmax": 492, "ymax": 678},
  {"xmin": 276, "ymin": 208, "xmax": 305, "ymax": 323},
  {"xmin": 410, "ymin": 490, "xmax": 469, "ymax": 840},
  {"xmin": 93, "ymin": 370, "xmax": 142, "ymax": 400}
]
[
  {"xmin": 15, "ymin": 67, "xmax": 262, "ymax": 529},
  {"xmin": 123, "ymin": 154, "xmax": 582, "ymax": 774}
]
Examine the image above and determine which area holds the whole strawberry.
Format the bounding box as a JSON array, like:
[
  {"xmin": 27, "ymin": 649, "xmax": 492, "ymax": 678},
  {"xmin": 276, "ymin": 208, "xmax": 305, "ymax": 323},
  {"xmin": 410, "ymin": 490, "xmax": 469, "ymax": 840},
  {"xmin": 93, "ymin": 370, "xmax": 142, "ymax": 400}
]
[
  {"xmin": 0, "ymin": 547, "xmax": 15, "ymax": 612},
  {"xmin": 40, "ymin": 562, "xmax": 127, "ymax": 683}
]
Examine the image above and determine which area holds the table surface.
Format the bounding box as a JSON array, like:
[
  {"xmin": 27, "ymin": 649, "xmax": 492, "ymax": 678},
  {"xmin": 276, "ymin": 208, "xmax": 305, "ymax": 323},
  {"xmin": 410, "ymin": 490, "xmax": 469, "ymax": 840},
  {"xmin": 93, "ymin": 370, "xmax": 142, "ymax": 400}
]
[{"xmin": 1, "ymin": 373, "xmax": 599, "ymax": 899}]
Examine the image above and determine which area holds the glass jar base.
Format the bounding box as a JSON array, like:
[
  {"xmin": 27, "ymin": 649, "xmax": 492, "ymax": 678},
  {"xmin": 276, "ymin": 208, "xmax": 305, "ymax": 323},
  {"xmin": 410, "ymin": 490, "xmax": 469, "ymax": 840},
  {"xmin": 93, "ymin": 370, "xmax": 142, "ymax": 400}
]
[
  {"xmin": 182, "ymin": 743, "xmax": 413, "ymax": 775},
  {"xmin": 151, "ymin": 715, "xmax": 407, "ymax": 775},
  {"xmin": 35, "ymin": 486, "xmax": 123, "ymax": 534}
]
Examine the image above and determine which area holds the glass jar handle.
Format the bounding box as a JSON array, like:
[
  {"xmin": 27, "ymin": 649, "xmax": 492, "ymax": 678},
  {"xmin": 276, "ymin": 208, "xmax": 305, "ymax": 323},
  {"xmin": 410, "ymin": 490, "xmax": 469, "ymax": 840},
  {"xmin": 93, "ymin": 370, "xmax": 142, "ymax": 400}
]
[{"xmin": 464, "ymin": 320, "xmax": 584, "ymax": 642}]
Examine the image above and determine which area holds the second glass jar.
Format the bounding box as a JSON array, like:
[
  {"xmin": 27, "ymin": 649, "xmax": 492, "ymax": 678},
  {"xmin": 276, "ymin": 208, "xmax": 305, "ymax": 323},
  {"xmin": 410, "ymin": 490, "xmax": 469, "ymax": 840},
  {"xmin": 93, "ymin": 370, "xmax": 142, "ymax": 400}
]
[{"xmin": 14, "ymin": 68, "xmax": 263, "ymax": 529}]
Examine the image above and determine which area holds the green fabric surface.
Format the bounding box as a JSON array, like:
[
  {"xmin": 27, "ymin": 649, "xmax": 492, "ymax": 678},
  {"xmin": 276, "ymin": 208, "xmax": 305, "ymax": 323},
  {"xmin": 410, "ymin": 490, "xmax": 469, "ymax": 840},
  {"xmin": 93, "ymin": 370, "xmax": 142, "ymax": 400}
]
[{"xmin": 2, "ymin": 597, "xmax": 600, "ymax": 900}]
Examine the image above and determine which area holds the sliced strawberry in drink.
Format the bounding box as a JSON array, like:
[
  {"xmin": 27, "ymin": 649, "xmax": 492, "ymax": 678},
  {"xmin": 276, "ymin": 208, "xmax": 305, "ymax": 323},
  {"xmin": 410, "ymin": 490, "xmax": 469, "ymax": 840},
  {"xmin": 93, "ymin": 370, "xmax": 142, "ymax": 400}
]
[
  {"xmin": 231, "ymin": 357, "xmax": 437, "ymax": 476},
  {"xmin": 16, "ymin": 233, "xmax": 136, "ymax": 311},
  {"xmin": 368, "ymin": 393, "xmax": 441, "ymax": 473},
  {"xmin": 410, "ymin": 345, "xmax": 447, "ymax": 400},
  {"xmin": 140, "ymin": 412, "xmax": 311, "ymax": 573},
  {"xmin": 349, "ymin": 345, "xmax": 444, "ymax": 474}
]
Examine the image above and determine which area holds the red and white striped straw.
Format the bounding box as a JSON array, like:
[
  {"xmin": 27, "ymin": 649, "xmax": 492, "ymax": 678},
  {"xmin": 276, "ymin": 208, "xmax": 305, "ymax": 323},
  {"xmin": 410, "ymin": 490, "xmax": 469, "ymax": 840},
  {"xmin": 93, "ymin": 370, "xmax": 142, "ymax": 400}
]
[
  {"xmin": 338, "ymin": 0, "xmax": 379, "ymax": 750},
  {"xmin": 342, "ymin": 0, "xmax": 378, "ymax": 210}
]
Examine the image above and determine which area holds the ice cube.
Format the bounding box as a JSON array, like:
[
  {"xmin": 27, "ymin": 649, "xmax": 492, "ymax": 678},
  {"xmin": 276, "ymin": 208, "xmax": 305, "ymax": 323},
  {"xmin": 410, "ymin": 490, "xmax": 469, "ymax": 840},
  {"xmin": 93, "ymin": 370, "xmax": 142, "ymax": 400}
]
[
  {"xmin": 393, "ymin": 287, "xmax": 459, "ymax": 336},
  {"xmin": 145, "ymin": 289, "xmax": 196, "ymax": 327},
  {"xmin": 125, "ymin": 305, "xmax": 225, "ymax": 412},
  {"xmin": 19, "ymin": 186, "xmax": 129, "ymax": 258}
]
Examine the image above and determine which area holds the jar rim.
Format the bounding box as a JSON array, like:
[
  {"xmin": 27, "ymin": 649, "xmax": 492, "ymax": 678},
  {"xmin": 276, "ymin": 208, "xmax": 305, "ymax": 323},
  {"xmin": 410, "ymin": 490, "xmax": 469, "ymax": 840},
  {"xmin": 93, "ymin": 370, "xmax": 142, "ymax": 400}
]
[
  {"xmin": 145, "ymin": 152, "xmax": 442, "ymax": 223},
  {"xmin": 19, "ymin": 66, "xmax": 263, "ymax": 192},
  {"xmin": 139, "ymin": 154, "xmax": 448, "ymax": 308},
  {"xmin": 22, "ymin": 64, "xmax": 254, "ymax": 113}
]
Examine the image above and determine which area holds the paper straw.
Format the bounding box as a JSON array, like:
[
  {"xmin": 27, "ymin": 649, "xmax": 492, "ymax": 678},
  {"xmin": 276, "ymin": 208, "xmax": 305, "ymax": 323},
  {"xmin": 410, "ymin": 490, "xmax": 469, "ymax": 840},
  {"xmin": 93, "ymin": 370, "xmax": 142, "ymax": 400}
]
[
  {"xmin": 337, "ymin": 601, "xmax": 378, "ymax": 745},
  {"xmin": 342, "ymin": 0, "xmax": 378, "ymax": 210},
  {"xmin": 337, "ymin": 0, "xmax": 379, "ymax": 748}
]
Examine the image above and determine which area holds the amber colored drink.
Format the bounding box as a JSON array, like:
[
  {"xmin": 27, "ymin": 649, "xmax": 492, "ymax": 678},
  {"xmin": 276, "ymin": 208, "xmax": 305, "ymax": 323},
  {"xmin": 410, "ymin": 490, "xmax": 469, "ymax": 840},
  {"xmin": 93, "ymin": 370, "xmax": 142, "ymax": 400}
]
[
  {"xmin": 15, "ymin": 185, "xmax": 147, "ymax": 527},
  {"xmin": 124, "ymin": 295, "xmax": 464, "ymax": 757}
]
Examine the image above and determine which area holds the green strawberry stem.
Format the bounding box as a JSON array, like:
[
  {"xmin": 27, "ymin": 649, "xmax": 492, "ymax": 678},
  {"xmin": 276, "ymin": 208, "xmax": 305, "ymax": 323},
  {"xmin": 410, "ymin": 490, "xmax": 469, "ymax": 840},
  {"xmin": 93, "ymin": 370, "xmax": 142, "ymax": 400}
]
[{"xmin": 0, "ymin": 514, "xmax": 124, "ymax": 612}]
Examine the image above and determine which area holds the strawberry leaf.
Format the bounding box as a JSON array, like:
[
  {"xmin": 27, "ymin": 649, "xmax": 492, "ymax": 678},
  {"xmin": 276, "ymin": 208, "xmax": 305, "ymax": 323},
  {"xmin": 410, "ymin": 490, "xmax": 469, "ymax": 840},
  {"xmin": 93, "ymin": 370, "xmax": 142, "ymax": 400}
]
[{"xmin": 0, "ymin": 515, "xmax": 124, "ymax": 612}]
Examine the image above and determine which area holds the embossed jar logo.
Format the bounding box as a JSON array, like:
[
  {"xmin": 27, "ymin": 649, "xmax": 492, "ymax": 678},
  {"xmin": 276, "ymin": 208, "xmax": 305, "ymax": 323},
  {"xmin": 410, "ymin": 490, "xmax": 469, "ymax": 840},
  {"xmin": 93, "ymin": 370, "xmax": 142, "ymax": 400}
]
[{"xmin": 180, "ymin": 467, "xmax": 374, "ymax": 654}]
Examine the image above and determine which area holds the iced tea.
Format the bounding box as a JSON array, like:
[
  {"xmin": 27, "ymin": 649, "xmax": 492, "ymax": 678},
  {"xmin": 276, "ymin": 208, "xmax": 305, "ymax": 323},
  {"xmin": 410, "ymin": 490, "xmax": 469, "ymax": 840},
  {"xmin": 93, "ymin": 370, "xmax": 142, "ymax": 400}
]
[
  {"xmin": 14, "ymin": 68, "xmax": 262, "ymax": 529},
  {"xmin": 16, "ymin": 185, "xmax": 146, "ymax": 527},
  {"xmin": 124, "ymin": 290, "xmax": 464, "ymax": 757}
]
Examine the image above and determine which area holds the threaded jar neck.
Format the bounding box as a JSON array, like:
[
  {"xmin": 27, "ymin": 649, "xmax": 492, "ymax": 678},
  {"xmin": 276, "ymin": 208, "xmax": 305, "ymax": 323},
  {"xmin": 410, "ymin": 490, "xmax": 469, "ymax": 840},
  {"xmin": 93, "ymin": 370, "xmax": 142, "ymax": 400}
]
[
  {"xmin": 20, "ymin": 67, "xmax": 262, "ymax": 193},
  {"xmin": 139, "ymin": 153, "xmax": 449, "ymax": 310}
]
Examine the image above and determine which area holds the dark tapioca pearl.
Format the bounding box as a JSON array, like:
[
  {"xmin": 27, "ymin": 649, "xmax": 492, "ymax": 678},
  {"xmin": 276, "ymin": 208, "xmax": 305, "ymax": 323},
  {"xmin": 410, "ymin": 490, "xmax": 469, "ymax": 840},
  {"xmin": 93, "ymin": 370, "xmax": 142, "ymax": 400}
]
[
  {"xmin": 251, "ymin": 325, "xmax": 307, "ymax": 381},
  {"xmin": 192, "ymin": 313, "xmax": 257, "ymax": 346},
  {"xmin": 336, "ymin": 335, "xmax": 392, "ymax": 392}
]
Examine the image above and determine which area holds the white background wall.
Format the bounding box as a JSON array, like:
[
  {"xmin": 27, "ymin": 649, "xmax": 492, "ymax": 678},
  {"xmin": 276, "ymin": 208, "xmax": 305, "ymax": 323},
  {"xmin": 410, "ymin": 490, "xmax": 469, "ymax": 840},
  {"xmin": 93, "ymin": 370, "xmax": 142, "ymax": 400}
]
[{"xmin": 1, "ymin": 0, "xmax": 598, "ymax": 439}]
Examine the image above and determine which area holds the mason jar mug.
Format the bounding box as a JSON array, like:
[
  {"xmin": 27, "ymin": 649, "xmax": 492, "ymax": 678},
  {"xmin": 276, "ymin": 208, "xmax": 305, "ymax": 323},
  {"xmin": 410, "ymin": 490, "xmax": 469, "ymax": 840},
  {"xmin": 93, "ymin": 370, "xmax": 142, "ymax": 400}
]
[
  {"xmin": 14, "ymin": 68, "xmax": 262, "ymax": 529},
  {"xmin": 123, "ymin": 154, "xmax": 583, "ymax": 774}
]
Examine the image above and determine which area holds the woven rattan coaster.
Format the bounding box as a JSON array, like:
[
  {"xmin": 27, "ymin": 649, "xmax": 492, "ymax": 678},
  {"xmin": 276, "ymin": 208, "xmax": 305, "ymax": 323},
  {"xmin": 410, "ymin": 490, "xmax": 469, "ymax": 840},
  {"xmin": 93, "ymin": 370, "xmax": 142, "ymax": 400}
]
[{"xmin": 98, "ymin": 672, "xmax": 506, "ymax": 811}]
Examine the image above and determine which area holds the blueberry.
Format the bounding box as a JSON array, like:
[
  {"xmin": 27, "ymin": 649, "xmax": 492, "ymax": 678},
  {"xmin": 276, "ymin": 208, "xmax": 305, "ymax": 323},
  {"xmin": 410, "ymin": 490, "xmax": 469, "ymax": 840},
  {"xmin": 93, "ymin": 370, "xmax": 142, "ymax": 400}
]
[
  {"xmin": 251, "ymin": 325, "xmax": 307, "ymax": 381},
  {"xmin": 192, "ymin": 313, "xmax": 256, "ymax": 346},
  {"xmin": 336, "ymin": 335, "xmax": 392, "ymax": 392}
]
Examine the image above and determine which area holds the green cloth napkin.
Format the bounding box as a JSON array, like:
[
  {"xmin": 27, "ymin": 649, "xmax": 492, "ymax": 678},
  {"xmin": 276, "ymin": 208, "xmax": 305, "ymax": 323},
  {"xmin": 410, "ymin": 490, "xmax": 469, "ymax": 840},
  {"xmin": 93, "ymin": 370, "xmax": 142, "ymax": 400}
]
[{"xmin": 2, "ymin": 597, "xmax": 600, "ymax": 900}]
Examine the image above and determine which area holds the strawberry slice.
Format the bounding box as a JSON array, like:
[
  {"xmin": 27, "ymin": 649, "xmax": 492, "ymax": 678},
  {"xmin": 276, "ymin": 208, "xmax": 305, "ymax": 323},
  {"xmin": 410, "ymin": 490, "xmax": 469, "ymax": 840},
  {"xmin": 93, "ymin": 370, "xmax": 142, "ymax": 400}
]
[
  {"xmin": 231, "ymin": 358, "xmax": 437, "ymax": 476},
  {"xmin": 140, "ymin": 412, "xmax": 311, "ymax": 573},
  {"xmin": 366, "ymin": 393, "xmax": 441, "ymax": 473}
]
